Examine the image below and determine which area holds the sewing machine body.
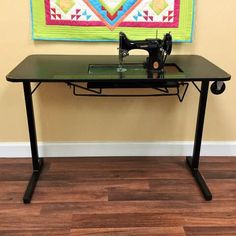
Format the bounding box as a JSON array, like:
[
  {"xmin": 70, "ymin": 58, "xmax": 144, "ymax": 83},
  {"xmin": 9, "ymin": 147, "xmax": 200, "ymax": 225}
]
[{"xmin": 119, "ymin": 32, "xmax": 172, "ymax": 73}]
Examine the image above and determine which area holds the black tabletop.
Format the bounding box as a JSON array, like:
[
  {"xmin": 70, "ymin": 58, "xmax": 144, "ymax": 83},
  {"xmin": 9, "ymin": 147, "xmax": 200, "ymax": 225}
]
[{"xmin": 6, "ymin": 55, "xmax": 231, "ymax": 82}]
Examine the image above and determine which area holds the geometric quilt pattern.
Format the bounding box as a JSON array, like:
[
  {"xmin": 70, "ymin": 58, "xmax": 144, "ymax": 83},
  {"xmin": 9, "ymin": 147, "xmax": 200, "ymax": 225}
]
[
  {"xmin": 45, "ymin": 0, "xmax": 180, "ymax": 30},
  {"xmin": 31, "ymin": 0, "xmax": 194, "ymax": 42}
]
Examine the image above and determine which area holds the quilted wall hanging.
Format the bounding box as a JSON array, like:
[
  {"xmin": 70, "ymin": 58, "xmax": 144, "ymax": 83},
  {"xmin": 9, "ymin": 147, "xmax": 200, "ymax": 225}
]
[{"xmin": 31, "ymin": 0, "xmax": 194, "ymax": 42}]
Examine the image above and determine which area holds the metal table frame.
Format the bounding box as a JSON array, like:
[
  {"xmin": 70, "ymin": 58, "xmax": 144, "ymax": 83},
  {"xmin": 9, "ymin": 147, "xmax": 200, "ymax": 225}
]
[{"xmin": 6, "ymin": 55, "xmax": 230, "ymax": 203}]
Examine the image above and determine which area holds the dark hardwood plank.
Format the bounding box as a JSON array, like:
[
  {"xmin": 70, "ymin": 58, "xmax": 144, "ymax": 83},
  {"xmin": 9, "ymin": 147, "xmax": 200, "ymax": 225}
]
[
  {"xmin": 0, "ymin": 214, "xmax": 72, "ymax": 230},
  {"xmin": 30, "ymin": 179, "xmax": 149, "ymax": 203},
  {"xmin": 72, "ymin": 212, "xmax": 236, "ymax": 229},
  {"xmin": 37, "ymin": 179, "xmax": 150, "ymax": 191},
  {"xmin": 108, "ymin": 189, "xmax": 203, "ymax": 201},
  {"xmin": 49, "ymin": 159, "xmax": 187, "ymax": 171},
  {"xmin": 184, "ymin": 226, "xmax": 236, "ymax": 236},
  {"xmin": 0, "ymin": 156, "xmax": 236, "ymax": 235},
  {"xmin": 0, "ymin": 203, "xmax": 41, "ymax": 215},
  {"xmin": 0, "ymin": 161, "xmax": 50, "ymax": 181},
  {"xmin": 41, "ymin": 169, "xmax": 191, "ymax": 181},
  {"xmin": 203, "ymin": 170, "xmax": 236, "ymax": 179},
  {"xmin": 41, "ymin": 200, "xmax": 236, "ymax": 215},
  {"xmin": 72, "ymin": 213, "xmax": 185, "ymax": 228},
  {"xmin": 70, "ymin": 227, "xmax": 186, "ymax": 236},
  {"xmin": 200, "ymin": 162, "xmax": 236, "ymax": 171},
  {"xmin": 0, "ymin": 229, "xmax": 70, "ymax": 236},
  {"xmin": 107, "ymin": 178, "xmax": 203, "ymax": 201}
]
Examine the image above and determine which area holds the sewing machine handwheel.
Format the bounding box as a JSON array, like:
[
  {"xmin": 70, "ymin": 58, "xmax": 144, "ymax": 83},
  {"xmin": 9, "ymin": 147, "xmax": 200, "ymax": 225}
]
[{"xmin": 210, "ymin": 81, "xmax": 226, "ymax": 95}]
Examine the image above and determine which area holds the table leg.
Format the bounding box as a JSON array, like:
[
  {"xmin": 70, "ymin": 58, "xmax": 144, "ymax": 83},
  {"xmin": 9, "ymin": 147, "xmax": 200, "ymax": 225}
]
[
  {"xmin": 186, "ymin": 81, "xmax": 212, "ymax": 201},
  {"xmin": 23, "ymin": 82, "xmax": 44, "ymax": 204}
]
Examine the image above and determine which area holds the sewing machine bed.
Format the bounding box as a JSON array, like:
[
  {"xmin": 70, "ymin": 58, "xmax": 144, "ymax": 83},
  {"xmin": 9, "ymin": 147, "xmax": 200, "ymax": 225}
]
[
  {"xmin": 88, "ymin": 63, "xmax": 182, "ymax": 89},
  {"xmin": 88, "ymin": 63, "xmax": 182, "ymax": 75}
]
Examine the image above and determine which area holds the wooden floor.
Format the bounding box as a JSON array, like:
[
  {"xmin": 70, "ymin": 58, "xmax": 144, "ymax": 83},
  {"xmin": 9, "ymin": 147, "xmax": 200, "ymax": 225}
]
[{"xmin": 0, "ymin": 157, "xmax": 236, "ymax": 235}]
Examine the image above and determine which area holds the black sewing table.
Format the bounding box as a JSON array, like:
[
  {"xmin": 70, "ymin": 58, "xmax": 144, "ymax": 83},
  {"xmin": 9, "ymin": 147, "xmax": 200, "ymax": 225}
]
[{"xmin": 6, "ymin": 55, "xmax": 231, "ymax": 203}]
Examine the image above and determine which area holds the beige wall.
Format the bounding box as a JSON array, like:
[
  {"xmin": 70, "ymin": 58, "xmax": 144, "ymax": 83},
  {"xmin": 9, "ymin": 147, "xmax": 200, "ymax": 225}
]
[{"xmin": 0, "ymin": 1, "xmax": 235, "ymax": 142}]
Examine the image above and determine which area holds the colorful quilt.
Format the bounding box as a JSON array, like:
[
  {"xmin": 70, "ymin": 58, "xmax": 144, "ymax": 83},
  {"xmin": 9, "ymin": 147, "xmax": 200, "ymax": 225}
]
[{"xmin": 31, "ymin": 0, "xmax": 194, "ymax": 42}]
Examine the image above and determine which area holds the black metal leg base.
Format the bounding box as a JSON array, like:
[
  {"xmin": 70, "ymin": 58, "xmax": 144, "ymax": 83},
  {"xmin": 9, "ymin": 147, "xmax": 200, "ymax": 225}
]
[
  {"xmin": 186, "ymin": 156, "xmax": 212, "ymax": 201},
  {"xmin": 23, "ymin": 158, "xmax": 44, "ymax": 204}
]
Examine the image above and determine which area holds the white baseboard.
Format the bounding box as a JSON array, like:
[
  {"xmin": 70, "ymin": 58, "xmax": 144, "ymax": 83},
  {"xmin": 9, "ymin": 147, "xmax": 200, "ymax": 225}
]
[{"xmin": 0, "ymin": 141, "xmax": 236, "ymax": 158}]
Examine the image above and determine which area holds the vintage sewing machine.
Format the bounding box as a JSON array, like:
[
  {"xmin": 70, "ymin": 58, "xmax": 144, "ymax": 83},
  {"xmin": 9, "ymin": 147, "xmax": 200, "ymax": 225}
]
[
  {"xmin": 118, "ymin": 31, "xmax": 172, "ymax": 73},
  {"xmin": 65, "ymin": 31, "xmax": 225, "ymax": 100}
]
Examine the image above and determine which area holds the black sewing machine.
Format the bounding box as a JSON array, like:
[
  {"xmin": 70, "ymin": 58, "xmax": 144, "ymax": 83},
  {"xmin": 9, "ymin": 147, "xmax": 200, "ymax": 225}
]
[{"xmin": 118, "ymin": 32, "xmax": 172, "ymax": 73}]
